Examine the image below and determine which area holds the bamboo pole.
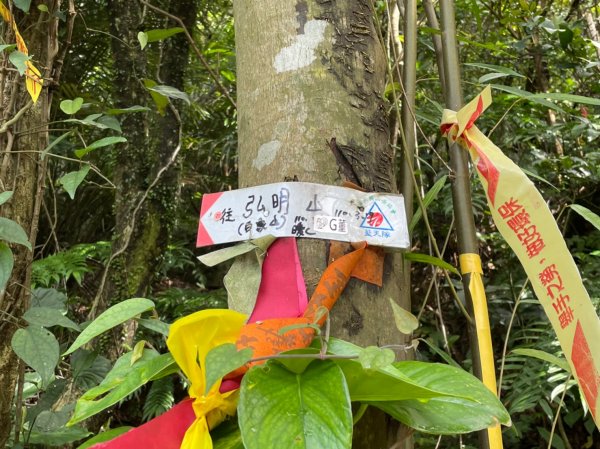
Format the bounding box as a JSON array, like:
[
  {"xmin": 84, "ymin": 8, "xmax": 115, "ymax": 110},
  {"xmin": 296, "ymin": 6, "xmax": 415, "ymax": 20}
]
[{"xmin": 437, "ymin": 0, "xmax": 504, "ymax": 448}]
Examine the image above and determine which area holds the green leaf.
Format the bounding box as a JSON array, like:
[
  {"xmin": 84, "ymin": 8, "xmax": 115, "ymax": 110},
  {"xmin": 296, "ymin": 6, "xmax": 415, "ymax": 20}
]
[
  {"xmin": 41, "ymin": 131, "xmax": 72, "ymax": 160},
  {"xmin": 465, "ymin": 62, "xmax": 524, "ymax": 78},
  {"xmin": 388, "ymin": 297, "xmax": 419, "ymax": 334},
  {"xmin": 145, "ymin": 27, "xmax": 185, "ymax": 43},
  {"xmin": 13, "ymin": 0, "xmax": 31, "ymax": 12},
  {"xmin": 410, "ymin": 175, "xmax": 447, "ymax": 232},
  {"xmin": 24, "ymin": 307, "xmax": 80, "ymax": 331},
  {"xmin": 106, "ymin": 105, "xmax": 150, "ymax": 115},
  {"xmin": 143, "ymin": 79, "xmax": 169, "ymax": 115},
  {"xmin": 60, "ymin": 97, "xmax": 84, "ymax": 115},
  {"xmin": 0, "ymin": 44, "xmax": 16, "ymax": 53},
  {"xmin": 11, "ymin": 326, "xmax": 59, "ymax": 386},
  {"xmin": 63, "ymin": 298, "xmax": 155, "ymax": 356},
  {"xmin": 137, "ymin": 31, "xmax": 148, "ymax": 50},
  {"xmin": 212, "ymin": 419, "xmax": 245, "ymax": 449},
  {"xmin": 511, "ymin": 348, "xmax": 571, "ymax": 373},
  {"xmin": 131, "ymin": 340, "xmax": 146, "ymax": 365},
  {"xmin": 37, "ymin": 4, "xmax": 49, "ymax": 12},
  {"xmin": 317, "ymin": 339, "xmax": 447, "ymax": 402},
  {"xmin": 0, "ymin": 190, "xmax": 13, "ymax": 205},
  {"xmin": 239, "ymin": 360, "xmax": 353, "ymax": 449},
  {"xmin": 71, "ymin": 349, "xmax": 112, "ymax": 390},
  {"xmin": 418, "ymin": 338, "xmax": 461, "ymax": 368},
  {"xmin": 26, "ymin": 378, "xmax": 67, "ymax": 423},
  {"xmin": 148, "ymin": 85, "xmax": 191, "ymax": 105},
  {"xmin": 570, "ymin": 204, "xmax": 600, "ymax": 233},
  {"xmin": 204, "ymin": 343, "xmax": 253, "ymax": 394},
  {"xmin": 28, "ymin": 426, "xmax": 91, "ymax": 445},
  {"xmin": 403, "ymin": 252, "xmax": 460, "ymax": 276},
  {"xmin": 0, "ymin": 243, "xmax": 13, "ymax": 293},
  {"xmin": 31, "ymin": 287, "xmax": 67, "ymax": 310},
  {"xmin": 75, "ymin": 136, "xmax": 127, "ymax": 158},
  {"xmin": 372, "ymin": 361, "xmax": 511, "ymax": 434},
  {"xmin": 96, "ymin": 115, "xmax": 122, "ymax": 132},
  {"xmin": 490, "ymin": 84, "xmax": 565, "ymax": 113},
  {"xmin": 358, "ymin": 346, "xmax": 395, "ymax": 370},
  {"xmin": 76, "ymin": 427, "xmax": 133, "ymax": 449},
  {"xmin": 478, "ymin": 72, "xmax": 512, "ymax": 83},
  {"xmin": 137, "ymin": 317, "xmax": 170, "ymax": 336},
  {"xmin": 0, "ymin": 217, "xmax": 31, "ymax": 250},
  {"xmin": 531, "ymin": 92, "xmax": 600, "ymax": 106},
  {"xmin": 69, "ymin": 351, "xmax": 175, "ymax": 424},
  {"xmin": 58, "ymin": 165, "xmax": 90, "ymax": 200}
]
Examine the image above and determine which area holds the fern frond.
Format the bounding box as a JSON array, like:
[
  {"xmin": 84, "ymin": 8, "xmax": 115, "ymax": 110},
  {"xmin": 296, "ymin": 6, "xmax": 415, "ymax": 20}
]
[{"xmin": 142, "ymin": 377, "xmax": 175, "ymax": 422}]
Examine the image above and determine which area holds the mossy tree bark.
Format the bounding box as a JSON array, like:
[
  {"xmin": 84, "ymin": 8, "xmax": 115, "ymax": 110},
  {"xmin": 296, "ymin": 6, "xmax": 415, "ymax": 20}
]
[
  {"xmin": 234, "ymin": 1, "xmax": 410, "ymax": 447},
  {"xmin": 0, "ymin": 2, "xmax": 61, "ymax": 444}
]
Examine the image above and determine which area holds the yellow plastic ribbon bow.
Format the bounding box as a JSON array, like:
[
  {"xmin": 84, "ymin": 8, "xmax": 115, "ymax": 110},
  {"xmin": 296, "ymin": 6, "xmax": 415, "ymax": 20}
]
[{"xmin": 167, "ymin": 309, "xmax": 246, "ymax": 449}]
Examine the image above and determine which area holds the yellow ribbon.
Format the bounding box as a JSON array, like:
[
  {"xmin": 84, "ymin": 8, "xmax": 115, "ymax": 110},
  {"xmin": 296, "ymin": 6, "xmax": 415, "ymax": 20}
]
[
  {"xmin": 0, "ymin": 1, "xmax": 43, "ymax": 103},
  {"xmin": 167, "ymin": 309, "xmax": 246, "ymax": 449}
]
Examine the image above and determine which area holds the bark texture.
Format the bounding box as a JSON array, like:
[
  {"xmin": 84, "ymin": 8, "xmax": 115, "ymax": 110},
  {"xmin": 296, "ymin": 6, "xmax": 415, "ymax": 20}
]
[
  {"xmin": 234, "ymin": 1, "xmax": 409, "ymax": 447},
  {"xmin": 0, "ymin": 2, "xmax": 60, "ymax": 444}
]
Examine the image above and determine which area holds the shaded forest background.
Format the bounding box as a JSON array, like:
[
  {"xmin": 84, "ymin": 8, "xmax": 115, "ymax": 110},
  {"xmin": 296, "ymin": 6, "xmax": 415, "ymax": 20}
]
[{"xmin": 1, "ymin": 0, "xmax": 599, "ymax": 447}]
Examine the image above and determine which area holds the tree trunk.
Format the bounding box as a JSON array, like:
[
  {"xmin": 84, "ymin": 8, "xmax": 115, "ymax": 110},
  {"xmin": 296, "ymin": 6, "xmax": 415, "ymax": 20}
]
[
  {"xmin": 234, "ymin": 1, "xmax": 409, "ymax": 447},
  {"xmin": 0, "ymin": 1, "xmax": 61, "ymax": 444}
]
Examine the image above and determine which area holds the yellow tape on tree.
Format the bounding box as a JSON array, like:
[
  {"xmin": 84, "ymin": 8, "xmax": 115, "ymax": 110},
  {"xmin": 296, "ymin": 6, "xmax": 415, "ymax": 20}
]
[
  {"xmin": 459, "ymin": 253, "xmax": 504, "ymax": 449},
  {"xmin": 0, "ymin": 1, "xmax": 43, "ymax": 103},
  {"xmin": 443, "ymin": 86, "xmax": 600, "ymax": 429}
]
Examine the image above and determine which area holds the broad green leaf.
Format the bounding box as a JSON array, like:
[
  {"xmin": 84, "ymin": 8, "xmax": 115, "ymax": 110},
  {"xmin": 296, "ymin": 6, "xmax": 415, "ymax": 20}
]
[
  {"xmin": 24, "ymin": 307, "xmax": 80, "ymax": 331},
  {"xmin": 11, "ymin": 326, "xmax": 59, "ymax": 386},
  {"xmin": 205, "ymin": 343, "xmax": 253, "ymax": 394},
  {"xmin": 64, "ymin": 298, "xmax": 155, "ymax": 355},
  {"xmin": 76, "ymin": 427, "xmax": 133, "ymax": 449},
  {"xmin": 75, "ymin": 136, "xmax": 127, "ymax": 158},
  {"xmin": 60, "ymin": 97, "xmax": 84, "ymax": 115},
  {"xmin": 319, "ymin": 338, "xmax": 448, "ymax": 402},
  {"xmin": 511, "ymin": 348, "xmax": 571, "ymax": 373},
  {"xmin": 145, "ymin": 27, "xmax": 184, "ymax": 42},
  {"xmin": 372, "ymin": 361, "xmax": 511, "ymax": 434},
  {"xmin": 31, "ymin": 287, "xmax": 67, "ymax": 311},
  {"xmin": 58, "ymin": 165, "xmax": 90, "ymax": 200},
  {"xmin": 26, "ymin": 378, "xmax": 67, "ymax": 423},
  {"xmin": 570, "ymin": 204, "xmax": 600, "ymax": 233},
  {"xmin": 28, "ymin": 426, "xmax": 91, "ymax": 445},
  {"xmin": 106, "ymin": 105, "xmax": 150, "ymax": 115},
  {"xmin": 239, "ymin": 360, "xmax": 353, "ymax": 449},
  {"xmin": 212, "ymin": 419, "xmax": 244, "ymax": 449},
  {"xmin": 358, "ymin": 346, "xmax": 395, "ymax": 370},
  {"xmin": 0, "ymin": 243, "xmax": 13, "ymax": 293},
  {"xmin": 0, "ymin": 217, "xmax": 31, "ymax": 250},
  {"xmin": 13, "ymin": 0, "xmax": 31, "ymax": 12},
  {"xmin": 490, "ymin": 84, "xmax": 565, "ymax": 113},
  {"xmin": 148, "ymin": 85, "xmax": 191, "ymax": 105},
  {"xmin": 143, "ymin": 79, "xmax": 169, "ymax": 115},
  {"xmin": 478, "ymin": 72, "xmax": 512, "ymax": 83},
  {"xmin": 465, "ymin": 62, "xmax": 524, "ymax": 78},
  {"xmin": 69, "ymin": 351, "xmax": 174, "ymax": 424},
  {"xmin": 37, "ymin": 3, "xmax": 49, "ymax": 12},
  {"xmin": 388, "ymin": 297, "xmax": 419, "ymax": 334},
  {"xmin": 410, "ymin": 175, "xmax": 447, "ymax": 232},
  {"xmin": 403, "ymin": 252, "xmax": 460, "ymax": 276},
  {"xmin": 71, "ymin": 349, "xmax": 112, "ymax": 390},
  {"xmin": 96, "ymin": 115, "xmax": 122, "ymax": 132},
  {"xmin": 0, "ymin": 44, "xmax": 16, "ymax": 53},
  {"xmin": 131, "ymin": 340, "xmax": 146, "ymax": 365},
  {"xmin": 9, "ymin": 50, "xmax": 29, "ymax": 74},
  {"xmin": 137, "ymin": 31, "xmax": 148, "ymax": 50},
  {"xmin": 531, "ymin": 92, "xmax": 600, "ymax": 106},
  {"xmin": 41, "ymin": 131, "xmax": 72, "ymax": 160},
  {"xmin": 0, "ymin": 191, "xmax": 13, "ymax": 205},
  {"xmin": 137, "ymin": 317, "xmax": 170, "ymax": 336}
]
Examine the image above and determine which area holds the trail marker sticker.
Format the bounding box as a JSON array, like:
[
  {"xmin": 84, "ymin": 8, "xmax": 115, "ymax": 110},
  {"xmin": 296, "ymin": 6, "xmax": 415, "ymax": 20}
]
[{"xmin": 197, "ymin": 182, "xmax": 409, "ymax": 249}]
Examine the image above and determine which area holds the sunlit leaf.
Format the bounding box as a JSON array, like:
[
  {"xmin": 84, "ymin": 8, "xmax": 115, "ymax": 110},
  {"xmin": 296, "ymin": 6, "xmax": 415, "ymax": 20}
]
[
  {"xmin": 358, "ymin": 346, "xmax": 395, "ymax": 370},
  {"xmin": 75, "ymin": 136, "xmax": 127, "ymax": 158},
  {"xmin": 58, "ymin": 165, "xmax": 90, "ymax": 200},
  {"xmin": 147, "ymin": 85, "xmax": 191, "ymax": 105},
  {"xmin": 410, "ymin": 175, "xmax": 447, "ymax": 232},
  {"xmin": 131, "ymin": 340, "xmax": 146, "ymax": 365},
  {"xmin": 388, "ymin": 297, "xmax": 419, "ymax": 334},
  {"xmin": 511, "ymin": 348, "xmax": 571, "ymax": 373},
  {"xmin": 570, "ymin": 204, "xmax": 600, "ymax": 232},
  {"xmin": 64, "ymin": 298, "xmax": 155, "ymax": 356},
  {"xmin": 76, "ymin": 427, "xmax": 133, "ymax": 449},
  {"xmin": 145, "ymin": 27, "xmax": 184, "ymax": 42},
  {"xmin": 106, "ymin": 105, "xmax": 150, "ymax": 115},
  {"xmin": 137, "ymin": 31, "xmax": 148, "ymax": 50},
  {"xmin": 60, "ymin": 97, "xmax": 84, "ymax": 115},
  {"xmin": 0, "ymin": 191, "xmax": 13, "ymax": 206},
  {"xmin": 0, "ymin": 243, "xmax": 13, "ymax": 293},
  {"xmin": 403, "ymin": 252, "xmax": 460, "ymax": 276}
]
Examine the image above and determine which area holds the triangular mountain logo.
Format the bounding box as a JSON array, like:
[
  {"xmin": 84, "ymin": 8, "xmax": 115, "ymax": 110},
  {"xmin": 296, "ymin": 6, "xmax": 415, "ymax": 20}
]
[{"xmin": 360, "ymin": 202, "xmax": 394, "ymax": 231}]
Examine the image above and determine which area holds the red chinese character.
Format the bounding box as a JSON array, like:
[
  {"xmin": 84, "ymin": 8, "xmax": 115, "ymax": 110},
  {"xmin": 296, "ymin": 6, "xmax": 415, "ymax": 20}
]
[
  {"xmin": 558, "ymin": 306, "xmax": 574, "ymax": 329},
  {"xmin": 517, "ymin": 224, "xmax": 540, "ymax": 245},
  {"xmin": 551, "ymin": 293, "xmax": 570, "ymax": 313},
  {"xmin": 507, "ymin": 210, "xmax": 531, "ymax": 233},
  {"xmin": 538, "ymin": 264, "xmax": 563, "ymax": 298},
  {"xmin": 526, "ymin": 238, "xmax": 545, "ymax": 258},
  {"xmin": 498, "ymin": 198, "xmax": 523, "ymax": 219}
]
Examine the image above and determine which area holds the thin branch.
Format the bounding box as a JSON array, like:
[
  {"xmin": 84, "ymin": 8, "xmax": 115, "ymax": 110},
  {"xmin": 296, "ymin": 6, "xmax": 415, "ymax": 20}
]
[
  {"xmin": 139, "ymin": 0, "xmax": 236, "ymax": 109},
  {"xmin": 0, "ymin": 101, "xmax": 33, "ymax": 134}
]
